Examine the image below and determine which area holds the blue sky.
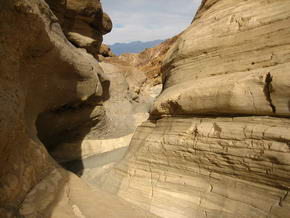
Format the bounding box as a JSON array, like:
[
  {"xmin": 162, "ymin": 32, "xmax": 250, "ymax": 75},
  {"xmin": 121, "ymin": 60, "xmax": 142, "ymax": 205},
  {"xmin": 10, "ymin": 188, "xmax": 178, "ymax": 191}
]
[{"xmin": 101, "ymin": 0, "xmax": 202, "ymax": 44}]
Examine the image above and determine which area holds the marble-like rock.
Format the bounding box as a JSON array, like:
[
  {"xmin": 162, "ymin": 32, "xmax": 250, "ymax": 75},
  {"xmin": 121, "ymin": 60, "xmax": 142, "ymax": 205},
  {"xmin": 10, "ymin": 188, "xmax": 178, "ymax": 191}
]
[
  {"xmin": 100, "ymin": 116, "xmax": 290, "ymax": 218},
  {"xmin": 152, "ymin": 0, "xmax": 290, "ymax": 117},
  {"xmin": 98, "ymin": 0, "xmax": 290, "ymax": 218}
]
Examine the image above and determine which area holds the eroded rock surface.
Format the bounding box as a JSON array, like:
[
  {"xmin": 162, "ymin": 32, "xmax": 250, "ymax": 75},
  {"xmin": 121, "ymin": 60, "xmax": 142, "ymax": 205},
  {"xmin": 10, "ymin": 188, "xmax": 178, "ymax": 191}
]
[
  {"xmin": 152, "ymin": 0, "xmax": 290, "ymax": 117},
  {"xmin": 46, "ymin": 0, "xmax": 112, "ymax": 38},
  {"xmin": 99, "ymin": 0, "xmax": 290, "ymax": 217},
  {"xmin": 46, "ymin": 0, "xmax": 112, "ymax": 57},
  {"xmin": 101, "ymin": 117, "xmax": 290, "ymax": 218},
  {"xmin": 2, "ymin": 0, "xmax": 290, "ymax": 217},
  {"xmin": 63, "ymin": 61, "xmax": 161, "ymax": 182},
  {"xmin": 0, "ymin": 0, "xmax": 156, "ymax": 217},
  {"xmin": 0, "ymin": 0, "xmax": 100, "ymax": 212},
  {"xmin": 19, "ymin": 167, "xmax": 158, "ymax": 218},
  {"xmin": 99, "ymin": 44, "xmax": 115, "ymax": 58}
]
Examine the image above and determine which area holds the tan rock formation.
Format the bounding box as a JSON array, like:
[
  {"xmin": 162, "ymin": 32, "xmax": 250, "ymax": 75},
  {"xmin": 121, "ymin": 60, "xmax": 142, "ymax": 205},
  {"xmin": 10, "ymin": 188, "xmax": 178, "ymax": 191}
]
[
  {"xmin": 0, "ymin": 0, "xmax": 156, "ymax": 217},
  {"xmin": 54, "ymin": 61, "xmax": 161, "ymax": 182},
  {"xmin": 50, "ymin": 62, "xmax": 148, "ymax": 164},
  {"xmin": 99, "ymin": 0, "xmax": 290, "ymax": 217},
  {"xmin": 46, "ymin": 0, "xmax": 112, "ymax": 57},
  {"xmin": 19, "ymin": 167, "xmax": 158, "ymax": 218},
  {"xmin": 99, "ymin": 44, "xmax": 115, "ymax": 58},
  {"xmin": 152, "ymin": 0, "xmax": 290, "ymax": 117},
  {"xmin": 0, "ymin": 0, "xmax": 100, "ymax": 210},
  {"xmin": 66, "ymin": 32, "xmax": 100, "ymax": 57},
  {"xmin": 101, "ymin": 116, "xmax": 290, "ymax": 218},
  {"xmin": 2, "ymin": 0, "xmax": 290, "ymax": 217},
  {"xmin": 46, "ymin": 0, "xmax": 112, "ymax": 38}
]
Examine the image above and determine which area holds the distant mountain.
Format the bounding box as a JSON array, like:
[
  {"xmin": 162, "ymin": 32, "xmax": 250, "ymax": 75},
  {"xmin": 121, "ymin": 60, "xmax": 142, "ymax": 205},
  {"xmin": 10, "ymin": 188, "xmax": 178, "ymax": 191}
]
[{"xmin": 109, "ymin": 39, "xmax": 164, "ymax": 56}]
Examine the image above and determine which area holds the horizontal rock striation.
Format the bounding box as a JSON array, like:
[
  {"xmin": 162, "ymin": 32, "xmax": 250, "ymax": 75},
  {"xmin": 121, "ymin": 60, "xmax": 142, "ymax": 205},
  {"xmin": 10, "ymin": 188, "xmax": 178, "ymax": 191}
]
[
  {"xmin": 152, "ymin": 0, "xmax": 290, "ymax": 117},
  {"xmin": 19, "ymin": 167, "xmax": 158, "ymax": 218},
  {"xmin": 101, "ymin": 117, "xmax": 290, "ymax": 217},
  {"xmin": 99, "ymin": 0, "xmax": 290, "ymax": 217}
]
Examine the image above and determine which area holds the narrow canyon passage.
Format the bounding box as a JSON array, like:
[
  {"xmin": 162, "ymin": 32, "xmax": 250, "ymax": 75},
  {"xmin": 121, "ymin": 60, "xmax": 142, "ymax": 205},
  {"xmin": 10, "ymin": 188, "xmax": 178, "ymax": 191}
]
[{"xmin": 1, "ymin": 0, "xmax": 290, "ymax": 218}]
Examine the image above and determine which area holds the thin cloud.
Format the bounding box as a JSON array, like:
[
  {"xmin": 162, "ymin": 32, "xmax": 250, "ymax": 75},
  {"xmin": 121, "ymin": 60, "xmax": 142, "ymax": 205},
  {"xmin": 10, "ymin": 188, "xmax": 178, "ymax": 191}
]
[{"xmin": 101, "ymin": 0, "xmax": 202, "ymax": 44}]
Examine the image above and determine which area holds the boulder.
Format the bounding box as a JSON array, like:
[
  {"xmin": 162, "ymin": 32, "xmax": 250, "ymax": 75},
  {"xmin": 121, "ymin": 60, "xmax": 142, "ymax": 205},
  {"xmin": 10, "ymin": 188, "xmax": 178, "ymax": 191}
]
[
  {"xmin": 67, "ymin": 32, "xmax": 101, "ymax": 56},
  {"xmin": 46, "ymin": 0, "xmax": 112, "ymax": 38},
  {"xmin": 99, "ymin": 44, "xmax": 115, "ymax": 58},
  {"xmin": 46, "ymin": 0, "xmax": 112, "ymax": 56}
]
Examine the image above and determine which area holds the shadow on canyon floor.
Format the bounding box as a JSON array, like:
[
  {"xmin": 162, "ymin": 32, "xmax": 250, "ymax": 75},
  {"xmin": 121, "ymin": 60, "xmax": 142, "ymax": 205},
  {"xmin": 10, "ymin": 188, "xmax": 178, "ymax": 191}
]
[{"xmin": 36, "ymin": 81, "xmax": 110, "ymax": 177}]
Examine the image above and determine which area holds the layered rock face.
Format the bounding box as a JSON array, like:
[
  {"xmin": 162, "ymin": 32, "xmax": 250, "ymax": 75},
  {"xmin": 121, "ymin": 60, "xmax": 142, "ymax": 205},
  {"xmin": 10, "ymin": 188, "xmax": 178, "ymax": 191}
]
[
  {"xmin": 0, "ymin": 0, "xmax": 156, "ymax": 217},
  {"xmin": 2, "ymin": 0, "xmax": 290, "ymax": 217},
  {"xmin": 99, "ymin": 0, "xmax": 290, "ymax": 217},
  {"xmin": 101, "ymin": 117, "xmax": 290, "ymax": 218},
  {"xmin": 152, "ymin": 0, "xmax": 290, "ymax": 117}
]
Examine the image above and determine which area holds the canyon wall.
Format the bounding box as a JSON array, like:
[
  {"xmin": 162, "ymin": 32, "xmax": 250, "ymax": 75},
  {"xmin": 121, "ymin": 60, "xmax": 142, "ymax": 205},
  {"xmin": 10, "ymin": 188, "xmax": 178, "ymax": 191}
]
[
  {"xmin": 0, "ymin": 0, "xmax": 157, "ymax": 217},
  {"xmin": 99, "ymin": 0, "xmax": 290, "ymax": 217},
  {"xmin": 1, "ymin": 0, "xmax": 290, "ymax": 217}
]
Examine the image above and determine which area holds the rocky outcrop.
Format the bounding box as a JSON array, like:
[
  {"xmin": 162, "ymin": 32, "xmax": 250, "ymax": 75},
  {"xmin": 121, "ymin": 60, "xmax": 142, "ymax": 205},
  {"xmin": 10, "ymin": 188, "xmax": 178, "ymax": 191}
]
[
  {"xmin": 99, "ymin": 0, "xmax": 290, "ymax": 217},
  {"xmin": 46, "ymin": 0, "xmax": 112, "ymax": 57},
  {"xmin": 46, "ymin": 0, "xmax": 112, "ymax": 38},
  {"xmin": 0, "ymin": 0, "xmax": 156, "ymax": 217},
  {"xmin": 99, "ymin": 44, "xmax": 115, "ymax": 58},
  {"xmin": 66, "ymin": 32, "xmax": 101, "ymax": 57}
]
